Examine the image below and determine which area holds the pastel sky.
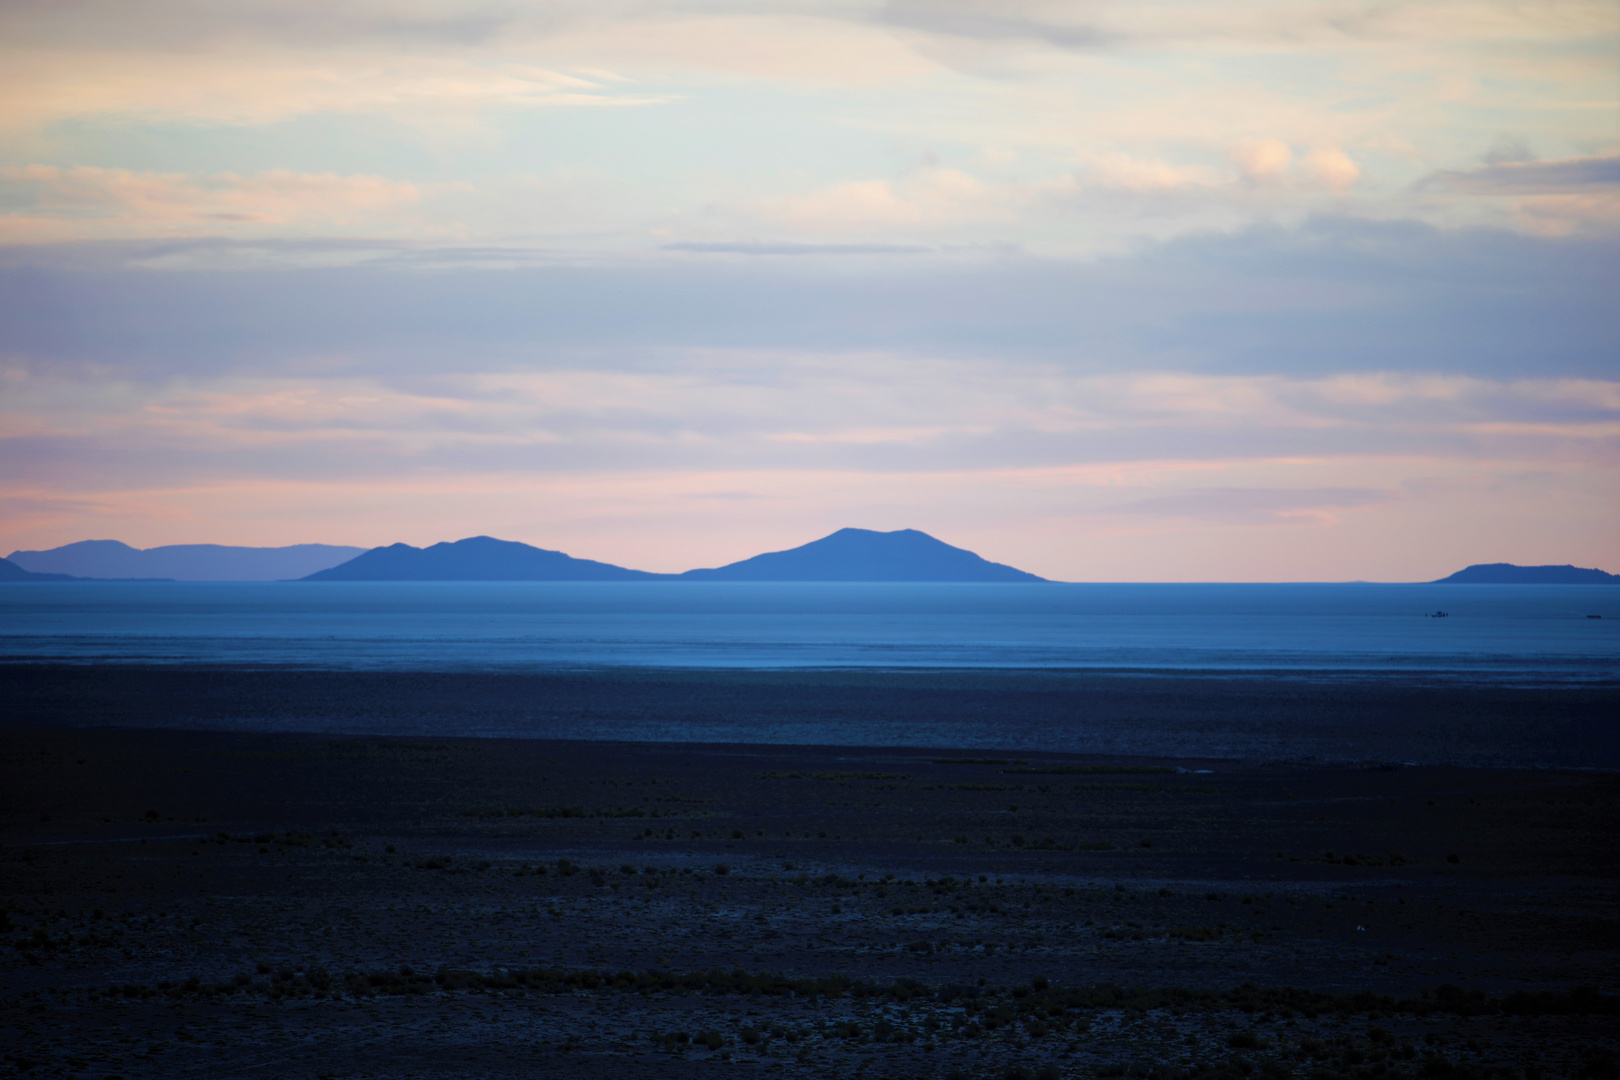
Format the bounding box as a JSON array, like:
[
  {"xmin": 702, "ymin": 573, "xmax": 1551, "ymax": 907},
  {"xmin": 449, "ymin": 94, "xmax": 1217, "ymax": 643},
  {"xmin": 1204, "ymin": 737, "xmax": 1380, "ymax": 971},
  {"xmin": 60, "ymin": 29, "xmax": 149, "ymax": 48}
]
[{"xmin": 1, "ymin": 0, "xmax": 1616, "ymax": 580}]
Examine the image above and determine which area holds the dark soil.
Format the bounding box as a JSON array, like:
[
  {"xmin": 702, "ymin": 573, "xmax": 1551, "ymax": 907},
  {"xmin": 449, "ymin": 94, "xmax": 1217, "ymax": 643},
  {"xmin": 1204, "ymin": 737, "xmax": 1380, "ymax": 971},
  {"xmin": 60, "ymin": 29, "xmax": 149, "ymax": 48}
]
[{"xmin": 1, "ymin": 666, "xmax": 1616, "ymax": 1079}]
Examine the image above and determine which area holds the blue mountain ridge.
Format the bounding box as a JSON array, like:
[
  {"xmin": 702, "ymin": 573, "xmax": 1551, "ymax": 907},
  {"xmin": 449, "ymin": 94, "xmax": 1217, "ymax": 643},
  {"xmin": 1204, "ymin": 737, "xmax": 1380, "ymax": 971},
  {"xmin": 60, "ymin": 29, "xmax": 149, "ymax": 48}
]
[
  {"xmin": 7, "ymin": 537, "xmax": 1611, "ymax": 584},
  {"xmin": 0, "ymin": 556, "xmax": 79, "ymax": 581},
  {"xmin": 301, "ymin": 536, "xmax": 666, "ymax": 581},
  {"xmin": 1433, "ymin": 563, "xmax": 1619, "ymax": 584},
  {"xmin": 302, "ymin": 529, "xmax": 1045, "ymax": 582},
  {"xmin": 7, "ymin": 540, "xmax": 364, "ymax": 581}
]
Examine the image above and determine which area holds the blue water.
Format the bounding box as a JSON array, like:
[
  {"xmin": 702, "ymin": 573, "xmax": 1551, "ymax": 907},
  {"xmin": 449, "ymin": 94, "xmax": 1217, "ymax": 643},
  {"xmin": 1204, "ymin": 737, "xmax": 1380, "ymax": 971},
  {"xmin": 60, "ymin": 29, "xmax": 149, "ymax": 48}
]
[{"xmin": 2, "ymin": 581, "xmax": 1616, "ymax": 683}]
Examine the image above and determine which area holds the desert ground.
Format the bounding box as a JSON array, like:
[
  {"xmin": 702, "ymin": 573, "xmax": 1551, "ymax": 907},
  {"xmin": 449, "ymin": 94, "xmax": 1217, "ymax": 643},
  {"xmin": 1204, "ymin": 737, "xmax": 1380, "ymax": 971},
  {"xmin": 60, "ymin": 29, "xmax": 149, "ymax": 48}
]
[{"xmin": 2, "ymin": 666, "xmax": 1616, "ymax": 1079}]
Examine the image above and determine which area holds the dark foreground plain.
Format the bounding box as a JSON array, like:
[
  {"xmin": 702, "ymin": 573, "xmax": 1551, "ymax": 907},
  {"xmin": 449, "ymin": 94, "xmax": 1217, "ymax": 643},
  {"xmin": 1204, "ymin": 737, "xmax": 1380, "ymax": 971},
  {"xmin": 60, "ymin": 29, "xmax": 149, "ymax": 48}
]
[{"xmin": 1, "ymin": 667, "xmax": 1617, "ymax": 1080}]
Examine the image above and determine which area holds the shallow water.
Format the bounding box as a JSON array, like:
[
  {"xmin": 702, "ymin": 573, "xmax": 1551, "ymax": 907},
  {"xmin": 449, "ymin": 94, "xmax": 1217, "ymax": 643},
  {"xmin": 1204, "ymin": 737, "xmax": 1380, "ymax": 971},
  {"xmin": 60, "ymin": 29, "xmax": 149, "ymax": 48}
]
[{"xmin": 2, "ymin": 581, "xmax": 1615, "ymax": 684}]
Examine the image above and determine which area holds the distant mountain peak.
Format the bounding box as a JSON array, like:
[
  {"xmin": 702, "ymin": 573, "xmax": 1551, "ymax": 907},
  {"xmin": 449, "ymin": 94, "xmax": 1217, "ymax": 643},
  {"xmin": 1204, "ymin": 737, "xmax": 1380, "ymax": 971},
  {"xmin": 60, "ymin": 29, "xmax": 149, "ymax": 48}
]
[
  {"xmin": 1434, "ymin": 563, "xmax": 1618, "ymax": 584},
  {"xmin": 679, "ymin": 527, "xmax": 1046, "ymax": 582},
  {"xmin": 302, "ymin": 536, "xmax": 666, "ymax": 581}
]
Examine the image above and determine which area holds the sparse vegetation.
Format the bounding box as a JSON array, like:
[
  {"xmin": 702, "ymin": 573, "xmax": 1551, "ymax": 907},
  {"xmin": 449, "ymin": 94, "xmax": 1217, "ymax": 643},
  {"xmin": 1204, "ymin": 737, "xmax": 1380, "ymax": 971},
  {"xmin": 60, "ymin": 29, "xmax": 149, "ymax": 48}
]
[
  {"xmin": 760, "ymin": 770, "xmax": 912, "ymax": 781},
  {"xmin": 1002, "ymin": 765, "xmax": 1176, "ymax": 776},
  {"xmin": 5, "ymin": 724, "xmax": 1613, "ymax": 1079}
]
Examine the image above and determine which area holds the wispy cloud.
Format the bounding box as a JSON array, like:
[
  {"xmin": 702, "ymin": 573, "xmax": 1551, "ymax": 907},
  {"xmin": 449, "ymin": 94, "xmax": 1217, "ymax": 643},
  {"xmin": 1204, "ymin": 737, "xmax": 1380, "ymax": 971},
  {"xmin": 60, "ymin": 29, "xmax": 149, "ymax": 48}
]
[
  {"xmin": 0, "ymin": 166, "xmax": 426, "ymax": 242},
  {"xmin": 875, "ymin": 0, "xmax": 1615, "ymax": 51},
  {"xmin": 1416, "ymin": 154, "xmax": 1620, "ymax": 234},
  {"xmin": 0, "ymin": 0, "xmax": 1614, "ymax": 576},
  {"xmin": 1422, "ymin": 154, "xmax": 1620, "ymax": 195},
  {"xmin": 1107, "ymin": 486, "xmax": 1396, "ymax": 524},
  {"xmin": 4, "ymin": 221, "xmax": 1612, "ymax": 379},
  {"xmin": 661, "ymin": 241, "xmax": 931, "ymax": 255}
]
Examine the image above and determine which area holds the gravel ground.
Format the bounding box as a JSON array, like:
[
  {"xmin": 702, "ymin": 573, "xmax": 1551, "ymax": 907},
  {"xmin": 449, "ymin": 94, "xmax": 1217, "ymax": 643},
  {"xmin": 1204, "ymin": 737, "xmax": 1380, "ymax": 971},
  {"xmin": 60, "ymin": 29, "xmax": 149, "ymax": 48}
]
[{"xmin": 3, "ymin": 720, "xmax": 1617, "ymax": 1079}]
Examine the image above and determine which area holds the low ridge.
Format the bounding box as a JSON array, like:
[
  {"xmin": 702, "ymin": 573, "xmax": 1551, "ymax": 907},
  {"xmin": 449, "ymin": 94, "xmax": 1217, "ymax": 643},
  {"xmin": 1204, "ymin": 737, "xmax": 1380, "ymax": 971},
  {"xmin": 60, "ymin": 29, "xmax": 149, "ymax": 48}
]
[
  {"xmin": 0, "ymin": 556, "xmax": 78, "ymax": 582},
  {"xmin": 8, "ymin": 540, "xmax": 364, "ymax": 581},
  {"xmin": 1433, "ymin": 563, "xmax": 1618, "ymax": 584},
  {"xmin": 302, "ymin": 536, "xmax": 666, "ymax": 581}
]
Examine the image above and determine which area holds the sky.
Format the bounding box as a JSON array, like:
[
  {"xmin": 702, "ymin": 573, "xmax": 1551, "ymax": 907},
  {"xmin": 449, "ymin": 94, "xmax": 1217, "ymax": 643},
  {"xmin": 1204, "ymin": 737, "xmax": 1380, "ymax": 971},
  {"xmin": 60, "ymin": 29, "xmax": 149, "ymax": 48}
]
[{"xmin": 0, "ymin": 0, "xmax": 1616, "ymax": 581}]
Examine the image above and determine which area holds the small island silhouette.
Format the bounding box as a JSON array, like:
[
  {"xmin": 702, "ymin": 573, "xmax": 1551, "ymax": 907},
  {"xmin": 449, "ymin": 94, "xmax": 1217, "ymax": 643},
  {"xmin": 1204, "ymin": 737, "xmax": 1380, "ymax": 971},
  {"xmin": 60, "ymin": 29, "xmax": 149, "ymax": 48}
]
[{"xmin": 1433, "ymin": 563, "xmax": 1619, "ymax": 584}]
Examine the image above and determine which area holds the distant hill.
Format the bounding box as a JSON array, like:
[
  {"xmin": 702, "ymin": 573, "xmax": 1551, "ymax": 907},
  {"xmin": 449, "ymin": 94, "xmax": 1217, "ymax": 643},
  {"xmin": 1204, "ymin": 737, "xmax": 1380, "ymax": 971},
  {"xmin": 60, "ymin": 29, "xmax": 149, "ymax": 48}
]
[
  {"xmin": 1434, "ymin": 563, "xmax": 1619, "ymax": 584},
  {"xmin": 0, "ymin": 556, "xmax": 79, "ymax": 582},
  {"xmin": 679, "ymin": 528, "xmax": 1046, "ymax": 582},
  {"xmin": 303, "ymin": 536, "xmax": 667, "ymax": 581},
  {"xmin": 11, "ymin": 529, "xmax": 1045, "ymax": 582},
  {"xmin": 8, "ymin": 540, "xmax": 365, "ymax": 581}
]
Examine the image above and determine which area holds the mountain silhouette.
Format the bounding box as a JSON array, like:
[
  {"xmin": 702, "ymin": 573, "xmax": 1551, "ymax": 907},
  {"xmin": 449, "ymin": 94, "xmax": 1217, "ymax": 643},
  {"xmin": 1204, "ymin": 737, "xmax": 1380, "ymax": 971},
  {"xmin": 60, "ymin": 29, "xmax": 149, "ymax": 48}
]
[
  {"xmin": 1433, "ymin": 563, "xmax": 1618, "ymax": 584},
  {"xmin": 303, "ymin": 536, "xmax": 667, "ymax": 581},
  {"xmin": 8, "ymin": 540, "xmax": 364, "ymax": 581},
  {"xmin": 679, "ymin": 528, "xmax": 1045, "ymax": 582},
  {"xmin": 302, "ymin": 529, "xmax": 1045, "ymax": 581},
  {"xmin": 0, "ymin": 556, "xmax": 78, "ymax": 581}
]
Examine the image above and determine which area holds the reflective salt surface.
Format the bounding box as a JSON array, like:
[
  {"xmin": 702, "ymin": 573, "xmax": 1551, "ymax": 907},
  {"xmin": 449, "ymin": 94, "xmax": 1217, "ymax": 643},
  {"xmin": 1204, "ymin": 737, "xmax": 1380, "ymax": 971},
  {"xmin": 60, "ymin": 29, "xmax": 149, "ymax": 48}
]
[{"xmin": 2, "ymin": 581, "xmax": 1616, "ymax": 684}]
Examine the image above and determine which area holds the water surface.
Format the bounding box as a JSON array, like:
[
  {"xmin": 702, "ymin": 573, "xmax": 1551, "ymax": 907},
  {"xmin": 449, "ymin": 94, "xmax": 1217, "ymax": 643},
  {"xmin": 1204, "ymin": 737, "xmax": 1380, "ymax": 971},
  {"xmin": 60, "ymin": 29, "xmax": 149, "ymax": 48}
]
[{"xmin": 3, "ymin": 581, "xmax": 1615, "ymax": 684}]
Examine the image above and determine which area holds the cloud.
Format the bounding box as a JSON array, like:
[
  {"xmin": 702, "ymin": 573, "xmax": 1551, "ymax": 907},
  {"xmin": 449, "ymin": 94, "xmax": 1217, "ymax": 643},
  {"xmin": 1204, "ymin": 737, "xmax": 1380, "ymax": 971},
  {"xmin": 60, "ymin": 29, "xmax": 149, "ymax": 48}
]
[
  {"xmin": 5, "ymin": 356, "xmax": 1615, "ymax": 492},
  {"xmin": 0, "ymin": 45, "xmax": 667, "ymax": 134},
  {"xmin": 1107, "ymin": 486, "xmax": 1396, "ymax": 523},
  {"xmin": 1418, "ymin": 154, "xmax": 1620, "ymax": 235},
  {"xmin": 1303, "ymin": 146, "xmax": 1360, "ymax": 191},
  {"xmin": 1230, "ymin": 137, "xmax": 1294, "ymax": 185},
  {"xmin": 1083, "ymin": 154, "xmax": 1220, "ymax": 192},
  {"xmin": 1481, "ymin": 135, "xmax": 1535, "ymax": 167},
  {"xmin": 767, "ymin": 168, "xmax": 1013, "ymax": 231},
  {"xmin": 3, "ymin": 217, "xmax": 1612, "ymax": 380},
  {"xmin": 0, "ymin": 4, "xmax": 905, "ymax": 132},
  {"xmin": 0, "ymin": 166, "xmax": 424, "ymax": 242},
  {"xmin": 661, "ymin": 241, "xmax": 931, "ymax": 255},
  {"xmin": 1227, "ymin": 139, "xmax": 1359, "ymax": 191},
  {"xmin": 1423, "ymin": 154, "xmax": 1620, "ymax": 195},
  {"xmin": 9, "ymin": 0, "xmax": 1609, "ymax": 57},
  {"xmin": 0, "ymin": 0, "xmax": 1606, "ymax": 263},
  {"xmin": 0, "ymin": 0, "xmax": 529, "ymax": 50},
  {"xmin": 4, "ymin": 348, "xmax": 1615, "ymax": 579},
  {"xmin": 875, "ymin": 0, "xmax": 1618, "ymax": 52},
  {"xmin": 756, "ymin": 144, "xmax": 1357, "ymax": 242},
  {"xmin": 878, "ymin": 0, "xmax": 1115, "ymax": 50},
  {"xmin": 0, "ymin": 1, "xmax": 1612, "ymax": 578}
]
